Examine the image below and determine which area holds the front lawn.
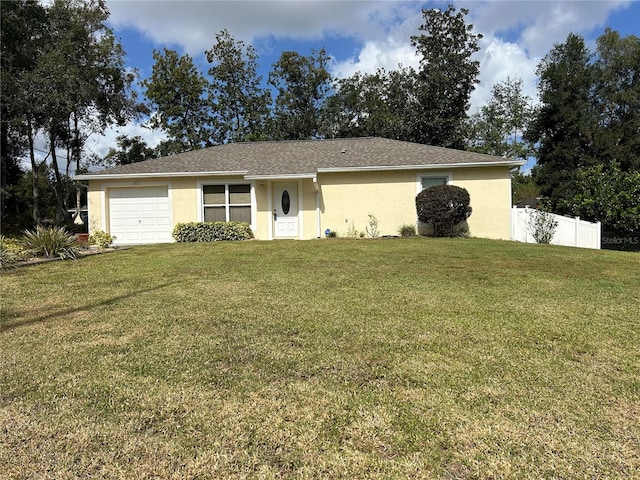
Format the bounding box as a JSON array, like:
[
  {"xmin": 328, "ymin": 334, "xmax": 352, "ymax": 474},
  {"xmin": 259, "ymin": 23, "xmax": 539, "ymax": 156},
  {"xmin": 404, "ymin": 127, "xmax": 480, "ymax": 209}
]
[{"xmin": 1, "ymin": 238, "xmax": 638, "ymax": 479}]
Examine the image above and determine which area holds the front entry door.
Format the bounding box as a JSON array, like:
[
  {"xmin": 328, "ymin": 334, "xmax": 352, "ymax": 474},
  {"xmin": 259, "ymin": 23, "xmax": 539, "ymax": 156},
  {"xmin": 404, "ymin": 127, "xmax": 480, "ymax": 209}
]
[{"xmin": 273, "ymin": 182, "xmax": 298, "ymax": 237}]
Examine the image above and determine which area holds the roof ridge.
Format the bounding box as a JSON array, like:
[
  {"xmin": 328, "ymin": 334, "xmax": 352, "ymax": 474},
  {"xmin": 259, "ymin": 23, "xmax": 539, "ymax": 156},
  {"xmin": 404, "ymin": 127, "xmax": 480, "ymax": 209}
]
[{"xmin": 216, "ymin": 136, "xmax": 378, "ymax": 147}]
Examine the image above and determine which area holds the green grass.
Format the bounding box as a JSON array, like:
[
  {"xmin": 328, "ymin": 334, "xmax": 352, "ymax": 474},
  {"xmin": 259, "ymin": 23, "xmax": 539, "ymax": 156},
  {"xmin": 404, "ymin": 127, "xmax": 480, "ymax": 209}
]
[{"xmin": 1, "ymin": 238, "xmax": 639, "ymax": 479}]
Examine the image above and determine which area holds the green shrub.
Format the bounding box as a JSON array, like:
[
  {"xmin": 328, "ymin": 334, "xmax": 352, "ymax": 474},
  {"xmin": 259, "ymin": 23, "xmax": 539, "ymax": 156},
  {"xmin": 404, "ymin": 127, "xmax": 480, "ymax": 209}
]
[
  {"xmin": 398, "ymin": 224, "xmax": 417, "ymax": 237},
  {"xmin": 20, "ymin": 226, "xmax": 79, "ymax": 259},
  {"xmin": 416, "ymin": 185, "xmax": 472, "ymax": 237},
  {"xmin": 172, "ymin": 222, "xmax": 254, "ymax": 242},
  {"xmin": 1, "ymin": 236, "xmax": 25, "ymax": 269},
  {"xmin": 89, "ymin": 230, "xmax": 115, "ymax": 248}
]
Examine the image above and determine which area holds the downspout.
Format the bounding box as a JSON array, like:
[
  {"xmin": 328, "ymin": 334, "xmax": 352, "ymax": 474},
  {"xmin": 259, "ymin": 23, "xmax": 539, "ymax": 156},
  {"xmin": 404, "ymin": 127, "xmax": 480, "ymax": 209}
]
[{"xmin": 313, "ymin": 176, "xmax": 321, "ymax": 238}]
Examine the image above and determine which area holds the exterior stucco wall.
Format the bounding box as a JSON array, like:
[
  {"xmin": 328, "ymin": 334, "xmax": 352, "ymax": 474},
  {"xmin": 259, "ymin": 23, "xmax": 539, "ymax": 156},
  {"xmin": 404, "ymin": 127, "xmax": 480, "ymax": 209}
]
[
  {"xmin": 169, "ymin": 177, "xmax": 199, "ymax": 225},
  {"xmin": 253, "ymin": 181, "xmax": 269, "ymax": 240},
  {"xmin": 317, "ymin": 167, "xmax": 512, "ymax": 240},
  {"xmin": 86, "ymin": 184, "xmax": 103, "ymax": 234},
  {"xmin": 453, "ymin": 167, "xmax": 512, "ymax": 240},
  {"xmin": 300, "ymin": 178, "xmax": 319, "ymax": 239},
  {"xmin": 85, "ymin": 166, "xmax": 512, "ymax": 242},
  {"xmin": 318, "ymin": 171, "xmax": 419, "ymax": 238}
]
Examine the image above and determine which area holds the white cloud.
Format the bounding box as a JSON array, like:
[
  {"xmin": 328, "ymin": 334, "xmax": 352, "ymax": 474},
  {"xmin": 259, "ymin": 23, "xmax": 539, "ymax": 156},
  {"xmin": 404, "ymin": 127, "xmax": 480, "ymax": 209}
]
[
  {"xmin": 84, "ymin": 121, "xmax": 167, "ymax": 163},
  {"xmin": 106, "ymin": 0, "xmax": 393, "ymax": 55},
  {"xmin": 519, "ymin": 0, "xmax": 630, "ymax": 56},
  {"xmin": 469, "ymin": 0, "xmax": 631, "ymax": 56},
  {"xmin": 330, "ymin": 39, "xmax": 419, "ymax": 78},
  {"xmin": 470, "ymin": 36, "xmax": 540, "ymax": 114}
]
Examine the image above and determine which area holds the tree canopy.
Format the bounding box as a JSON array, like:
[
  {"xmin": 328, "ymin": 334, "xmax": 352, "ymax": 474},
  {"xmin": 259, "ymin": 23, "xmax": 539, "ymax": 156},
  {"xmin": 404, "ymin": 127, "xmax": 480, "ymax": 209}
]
[
  {"xmin": 526, "ymin": 34, "xmax": 596, "ymax": 213},
  {"xmin": 141, "ymin": 48, "xmax": 212, "ymax": 153},
  {"xmin": 1, "ymin": 0, "xmax": 140, "ymax": 229},
  {"xmin": 268, "ymin": 49, "xmax": 332, "ymax": 140},
  {"xmin": 206, "ymin": 30, "xmax": 271, "ymax": 143},
  {"xmin": 466, "ymin": 77, "xmax": 534, "ymax": 160},
  {"xmin": 526, "ymin": 29, "xmax": 640, "ymax": 232},
  {"xmin": 410, "ymin": 5, "xmax": 482, "ymax": 148}
]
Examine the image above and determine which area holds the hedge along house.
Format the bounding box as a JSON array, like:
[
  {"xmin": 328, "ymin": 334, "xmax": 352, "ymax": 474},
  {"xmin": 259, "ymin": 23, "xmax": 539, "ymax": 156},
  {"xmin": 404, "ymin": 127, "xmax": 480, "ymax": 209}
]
[{"xmin": 75, "ymin": 137, "xmax": 525, "ymax": 245}]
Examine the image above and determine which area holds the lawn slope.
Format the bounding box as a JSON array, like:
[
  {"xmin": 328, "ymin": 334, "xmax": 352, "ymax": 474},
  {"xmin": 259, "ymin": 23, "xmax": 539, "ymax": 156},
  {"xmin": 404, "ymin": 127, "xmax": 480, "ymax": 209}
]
[{"xmin": 1, "ymin": 238, "xmax": 639, "ymax": 479}]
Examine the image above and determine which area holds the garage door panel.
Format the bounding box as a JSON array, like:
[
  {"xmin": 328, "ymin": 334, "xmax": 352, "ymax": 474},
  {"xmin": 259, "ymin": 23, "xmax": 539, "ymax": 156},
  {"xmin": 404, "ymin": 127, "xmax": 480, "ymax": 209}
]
[{"xmin": 109, "ymin": 187, "xmax": 171, "ymax": 244}]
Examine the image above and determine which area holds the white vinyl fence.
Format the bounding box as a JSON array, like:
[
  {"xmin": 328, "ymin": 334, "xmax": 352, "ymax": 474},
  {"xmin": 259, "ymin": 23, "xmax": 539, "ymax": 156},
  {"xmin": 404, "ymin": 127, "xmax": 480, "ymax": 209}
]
[{"xmin": 511, "ymin": 207, "xmax": 601, "ymax": 249}]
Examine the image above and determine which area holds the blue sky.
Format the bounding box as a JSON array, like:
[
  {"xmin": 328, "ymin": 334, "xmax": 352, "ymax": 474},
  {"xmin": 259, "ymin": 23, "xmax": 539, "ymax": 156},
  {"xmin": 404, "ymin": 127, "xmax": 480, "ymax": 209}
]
[{"xmin": 81, "ymin": 0, "xmax": 640, "ymax": 167}]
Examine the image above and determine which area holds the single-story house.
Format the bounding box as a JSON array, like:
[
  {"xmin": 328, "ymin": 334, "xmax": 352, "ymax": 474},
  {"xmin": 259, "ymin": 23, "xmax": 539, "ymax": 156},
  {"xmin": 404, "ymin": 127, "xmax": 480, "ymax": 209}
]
[{"xmin": 75, "ymin": 137, "xmax": 525, "ymax": 244}]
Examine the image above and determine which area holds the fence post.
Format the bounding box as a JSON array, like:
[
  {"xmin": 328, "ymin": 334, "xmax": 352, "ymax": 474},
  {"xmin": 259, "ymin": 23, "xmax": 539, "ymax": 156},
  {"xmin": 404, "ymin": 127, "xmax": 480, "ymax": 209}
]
[{"xmin": 575, "ymin": 216, "xmax": 580, "ymax": 247}]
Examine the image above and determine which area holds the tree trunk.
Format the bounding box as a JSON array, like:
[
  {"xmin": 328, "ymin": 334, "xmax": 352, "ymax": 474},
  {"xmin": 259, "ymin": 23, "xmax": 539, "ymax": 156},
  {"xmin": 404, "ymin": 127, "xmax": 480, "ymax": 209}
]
[
  {"xmin": 49, "ymin": 131, "xmax": 66, "ymax": 225},
  {"xmin": 27, "ymin": 118, "xmax": 41, "ymax": 225}
]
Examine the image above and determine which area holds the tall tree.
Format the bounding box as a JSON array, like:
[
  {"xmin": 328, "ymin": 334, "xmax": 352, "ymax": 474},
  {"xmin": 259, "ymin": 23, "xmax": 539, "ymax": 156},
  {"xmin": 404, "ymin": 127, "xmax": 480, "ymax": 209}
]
[
  {"xmin": 268, "ymin": 49, "xmax": 332, "ymax": 140},
  {"xmin": 206, "ymin": 30, "xmax": 271, "ymax": 143},
  {"xmin": 142, "ymin": 48, "xmax": 212, "ymax": 152},
  {"xmin": 592, "ymin": 28, "xmax": 640, "ymax": 172},
  {"xmin": 410, "ymin": 5, "xmax": 482, "ymax": 148},
  {"xmin": 466, "ymin": 77, "xmax": 534, "ymax": 160},
  {"xmin": 2, "ymin": 0, "xmax": 141, "ymax": 226},
  {"xmin": 35, "ymin": 0, "xmax": 140, "ymax": 224},
  {"xmin": 525, "ymin": 33, "xmax": 597, "ymax": 214},
  {"xmin": 1, "ymin": 0, "xmax": 49, "ymax": 226}
]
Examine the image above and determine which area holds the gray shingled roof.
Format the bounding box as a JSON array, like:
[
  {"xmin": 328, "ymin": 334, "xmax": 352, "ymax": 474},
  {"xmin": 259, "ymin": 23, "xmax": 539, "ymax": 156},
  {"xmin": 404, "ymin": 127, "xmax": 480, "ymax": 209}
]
[{"xmin": 75, "ymin": 137, "xmax": 524, "ymax": 179}]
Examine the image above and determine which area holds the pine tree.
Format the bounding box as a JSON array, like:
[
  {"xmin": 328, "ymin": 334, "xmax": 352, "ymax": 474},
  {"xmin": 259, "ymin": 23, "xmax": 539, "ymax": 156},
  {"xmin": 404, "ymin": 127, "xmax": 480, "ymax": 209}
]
[{"xmin": 526, "ymin": 34, "xmax": 597, "ymax": 213}]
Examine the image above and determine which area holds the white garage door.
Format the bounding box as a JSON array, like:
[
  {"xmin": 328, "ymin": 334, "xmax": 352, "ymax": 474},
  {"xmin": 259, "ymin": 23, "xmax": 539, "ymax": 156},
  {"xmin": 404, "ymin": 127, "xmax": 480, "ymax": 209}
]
[{"xmin": 109, "ymin": 186, "xmax": 171, "ymax": 244}]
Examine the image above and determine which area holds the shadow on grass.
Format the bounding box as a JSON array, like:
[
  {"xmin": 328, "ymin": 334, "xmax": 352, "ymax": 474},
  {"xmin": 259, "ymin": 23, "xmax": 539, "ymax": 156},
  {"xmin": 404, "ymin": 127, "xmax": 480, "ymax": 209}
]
[{"xmin": 0, "ymin": 282, "xmax": 178, "ymax": 332}]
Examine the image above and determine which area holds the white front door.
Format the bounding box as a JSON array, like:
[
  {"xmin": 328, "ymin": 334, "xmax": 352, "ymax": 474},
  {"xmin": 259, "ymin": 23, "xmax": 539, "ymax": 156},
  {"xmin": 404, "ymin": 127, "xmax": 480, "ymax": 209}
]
[{"xmin": 273, "ymin": 182, "xmax": 298, "ymax": 237}]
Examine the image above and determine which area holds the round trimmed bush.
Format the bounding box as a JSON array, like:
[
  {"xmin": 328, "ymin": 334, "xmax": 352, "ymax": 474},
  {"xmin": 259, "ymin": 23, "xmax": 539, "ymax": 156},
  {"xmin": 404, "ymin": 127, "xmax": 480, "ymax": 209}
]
[{"xmin": 416, "ymin": 185, "xmax": 472, "ymax": 237}]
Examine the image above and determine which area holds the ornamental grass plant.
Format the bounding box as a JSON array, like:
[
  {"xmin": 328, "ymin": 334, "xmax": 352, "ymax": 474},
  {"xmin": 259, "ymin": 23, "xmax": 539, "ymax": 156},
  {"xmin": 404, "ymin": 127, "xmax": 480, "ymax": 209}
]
[{"xmin": 19, "ymin": 225, "xmax": 80, "ymax": 260}]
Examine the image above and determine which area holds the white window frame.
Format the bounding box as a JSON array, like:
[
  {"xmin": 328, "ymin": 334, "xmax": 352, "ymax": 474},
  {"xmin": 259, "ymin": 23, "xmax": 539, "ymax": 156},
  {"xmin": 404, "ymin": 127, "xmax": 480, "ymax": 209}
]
[
  {"xmin": 197, "ymin": 181, "xmax": 256, "ymax": 229},
  {"xmin": 416, "ymin": 172, "xmax": 453, "ymax": 194}
]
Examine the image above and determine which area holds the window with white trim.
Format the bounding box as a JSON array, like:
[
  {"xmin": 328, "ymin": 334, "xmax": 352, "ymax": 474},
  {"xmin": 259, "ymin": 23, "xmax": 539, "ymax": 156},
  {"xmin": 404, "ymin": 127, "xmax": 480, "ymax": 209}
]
[
  {"xmin": 203, "ymin": 184, "xmax": 251, "ymax": 223},
  {"xmin": 420, "ymin": 176, "xmax": 448, "ymax": 190}
]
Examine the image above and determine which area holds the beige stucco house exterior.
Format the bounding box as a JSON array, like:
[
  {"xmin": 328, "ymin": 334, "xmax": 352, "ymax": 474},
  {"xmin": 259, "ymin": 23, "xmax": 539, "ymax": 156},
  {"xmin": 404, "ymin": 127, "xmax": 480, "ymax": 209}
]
[{"xmin": 75, "ymin": 137, "xmax": 525, "ymax": 244}]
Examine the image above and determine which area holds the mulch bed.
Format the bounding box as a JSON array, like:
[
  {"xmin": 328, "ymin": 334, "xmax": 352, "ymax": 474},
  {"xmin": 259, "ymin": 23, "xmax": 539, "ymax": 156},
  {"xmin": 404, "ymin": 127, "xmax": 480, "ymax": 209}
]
[{"xmin": 10, "ymin": 247, "xmax": 127, "ymax": 269}]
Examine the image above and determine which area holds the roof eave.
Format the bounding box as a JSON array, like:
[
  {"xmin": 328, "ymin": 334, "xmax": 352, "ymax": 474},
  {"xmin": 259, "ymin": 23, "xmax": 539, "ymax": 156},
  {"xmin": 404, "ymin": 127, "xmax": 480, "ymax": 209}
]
[
  {"xmin": 74, "ymin": 170, "xmax": 248, "ymax": 181},
  {"xmin": 317, "ymin": 160, "xmax": 526, "ymax": 173},
  {"xmin": 244, "ymin": 173, "xmax": 316, "ymax": 180}
]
